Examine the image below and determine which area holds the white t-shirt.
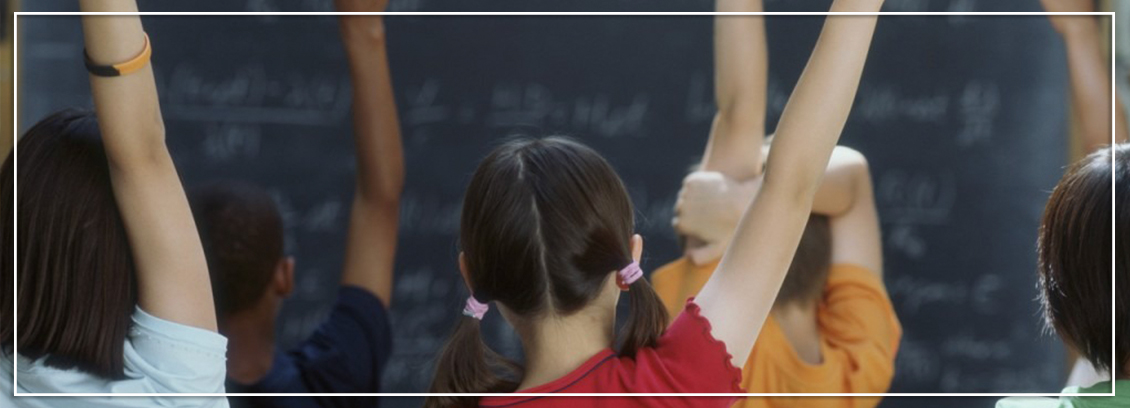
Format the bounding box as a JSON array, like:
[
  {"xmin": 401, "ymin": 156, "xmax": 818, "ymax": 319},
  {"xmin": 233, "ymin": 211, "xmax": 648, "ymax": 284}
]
[{"xmin": 0, "ymin": 307, "xmax": 230, "ymax": 408}]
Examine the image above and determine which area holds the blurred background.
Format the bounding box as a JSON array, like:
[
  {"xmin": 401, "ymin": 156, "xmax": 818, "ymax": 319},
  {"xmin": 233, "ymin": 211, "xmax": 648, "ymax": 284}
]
[{"xmin": 5, "ymin": 1, "xmax": 1125, "ymax": 407}]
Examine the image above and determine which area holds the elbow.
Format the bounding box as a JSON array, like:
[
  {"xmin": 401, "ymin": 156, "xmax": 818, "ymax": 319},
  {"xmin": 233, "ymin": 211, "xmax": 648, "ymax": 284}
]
[
  {"xmin": 836, "ymin": 146, "xmax": 871, "ymax": 178},
  {"xmin": 355, "ymin": 170, "xmax": 405, "ymax": 209},
  {"xmin": 105, "ymin": 122, "xmax": 173, "ymax": 175},
  {"xmin": 717, "ymin": 99, "xmax": 764, "ymax": 128}
]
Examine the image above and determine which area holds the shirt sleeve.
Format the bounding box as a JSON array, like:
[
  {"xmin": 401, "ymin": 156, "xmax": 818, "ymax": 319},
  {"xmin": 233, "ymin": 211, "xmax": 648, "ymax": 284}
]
[
  {"xmin": 818, "ymin": 264, "xmax": 902, "ymax": 393},
  {"xmin": 121, "ymin": 307, "xmax": 230, "ymax": 407},
  {"xmin": 288, "ymin": 286, "xmax": 393, "ymax": 394},
  {"xmin": 615, "ymin": 299, "xmax": 743, "ymax": 405}
]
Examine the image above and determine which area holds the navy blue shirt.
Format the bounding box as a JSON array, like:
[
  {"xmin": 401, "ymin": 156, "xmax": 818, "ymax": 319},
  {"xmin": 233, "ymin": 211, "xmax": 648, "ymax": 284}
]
[{"xmin": 228, "ymin": 286, "xmax": 392, "ymax": 408}]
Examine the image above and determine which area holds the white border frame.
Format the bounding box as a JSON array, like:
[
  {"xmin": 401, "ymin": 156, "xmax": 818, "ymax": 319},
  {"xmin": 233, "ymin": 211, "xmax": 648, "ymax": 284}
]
[{"xmin": 10, "ymin": 10, "xmax": 1118, "ymax": 398}]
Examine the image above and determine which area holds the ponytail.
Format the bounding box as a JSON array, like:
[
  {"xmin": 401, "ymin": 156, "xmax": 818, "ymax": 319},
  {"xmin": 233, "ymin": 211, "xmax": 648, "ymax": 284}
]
[
  {"xmin": 425, "ymin": 315, "xmax": 520, "ymax": 408},
  {"xmin": 619, "ymin": 277, "xmax": 670, "ymax": 357}
]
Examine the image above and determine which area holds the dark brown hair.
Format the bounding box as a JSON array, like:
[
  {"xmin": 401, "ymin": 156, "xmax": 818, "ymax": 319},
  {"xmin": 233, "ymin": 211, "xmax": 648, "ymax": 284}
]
[
  {"xmin": 189, "ymin": 181, "xmax": 285, "ymax": 315},
  {"xmin": 1, "ymin": 109, "xmax": 137, "ymax": 379},
  {"xmin": 775, "ymin": 214, "xmax": 832, "ymax": 307},
  {"xmin": 426, "ymin": 137, "xmax": 669, "ymax": 408},
  {"xmin": 1037, "ymin": 144, "xmax": 1128, "ymax": 377}
]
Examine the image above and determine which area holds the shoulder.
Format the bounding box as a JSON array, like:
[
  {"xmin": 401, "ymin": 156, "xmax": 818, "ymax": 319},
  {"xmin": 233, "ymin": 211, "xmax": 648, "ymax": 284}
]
[
  {"xmin": 621, "ymin": 300, "xmax": 743, "ymax": 394},
  {"xmin": 822, "ymin": 263, "xmax": 893, "ymax": 308},
  {"xmin": 125, "ymin": 307, "xmax": 229, "ymax": 393},
  {"xmin": 323, "ymin": 285, "xmax": 393, "ymax": 345},
  {"xmin": 819, "ymin": 263, "xmax": 901, "ymax": 367},
  {"xmin": 129, "ymin": 307, "xmax": 228, "ymax": 356},
  {"xmin": 274, "ymin": 287, "xmax": 393, "ymax": 393}
]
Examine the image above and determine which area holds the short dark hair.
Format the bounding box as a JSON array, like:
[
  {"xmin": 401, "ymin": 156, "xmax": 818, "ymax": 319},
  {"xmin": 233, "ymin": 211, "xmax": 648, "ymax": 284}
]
[
  {"xmin": 189, "ymin": 181, "xmax": 285, "ymax": 315},
  {"xmin": 775, "ymin": 214, "xmax": 832, "ymax": 307},
  {"xmin": 1037, "ymin": 144, "xmax": 1128, "ymax": 376},
  {"xmin": 2, "ymin": 109, "xmax": 137, "ymax": 379}
]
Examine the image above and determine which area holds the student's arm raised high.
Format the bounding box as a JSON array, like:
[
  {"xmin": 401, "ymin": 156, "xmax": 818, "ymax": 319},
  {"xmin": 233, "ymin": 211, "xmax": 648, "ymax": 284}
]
[
  {"xmin": 700, "ymin": 0, "xmax": 768, "ymax": 180},
  {"xmin": 1041, "ymin": 0, "xmax": 1129, "ymax": 150},
  {"xmin": 695, "ymin": 0, "xmax": 883, "ymax": 367},
  {"xmin": 80, "ymin": 0, "xmax": 216, "ymax": 331},
  {"xmin": 678, "ymin": 146, "xmax": 884, "ymax": 277},
  {"xmin": 337, "ymin": 0, "xmax": 404, "ymax": 308},
  {"xmin": 673, "ymin": 0, "xmax": 768, "ymax": 264}
]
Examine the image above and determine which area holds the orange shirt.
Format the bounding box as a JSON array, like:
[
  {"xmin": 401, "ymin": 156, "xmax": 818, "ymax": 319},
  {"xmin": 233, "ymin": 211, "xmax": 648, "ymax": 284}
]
[{"xmin": 650, "ymin": 257, "xmax": 902, "ymax": 408}]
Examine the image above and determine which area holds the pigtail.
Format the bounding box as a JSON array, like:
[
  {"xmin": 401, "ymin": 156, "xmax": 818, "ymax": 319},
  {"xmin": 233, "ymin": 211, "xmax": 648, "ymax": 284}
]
[
  {"xmin": 619, "ymin": 277, "xmax": 670, "ymax": 357},
  {"xmin": 425, "ymin": 315, "xmax": 520, "ymax": 408}
]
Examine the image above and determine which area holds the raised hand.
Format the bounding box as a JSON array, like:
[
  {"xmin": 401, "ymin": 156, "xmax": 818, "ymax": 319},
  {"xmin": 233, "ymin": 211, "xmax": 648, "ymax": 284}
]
[
  {"xmin": 335, "ymin": 0, "xmax": 390, "ymax": 39},
  {"xmin": 337, "ymin": 0, "xmax": 404, "ymax": 307},
  {"xmin": 673, "ymin": 171, "xmax": 761, "ymax": 266}
]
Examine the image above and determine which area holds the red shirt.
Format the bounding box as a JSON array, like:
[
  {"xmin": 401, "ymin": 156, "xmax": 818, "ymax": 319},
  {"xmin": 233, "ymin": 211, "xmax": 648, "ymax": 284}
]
[{"xmin": 478, "ymin": 300, "xmax": 744, "ymax": 408}]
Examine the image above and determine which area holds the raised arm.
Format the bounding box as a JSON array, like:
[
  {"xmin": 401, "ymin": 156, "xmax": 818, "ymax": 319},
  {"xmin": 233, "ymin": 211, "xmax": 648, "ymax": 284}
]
[
  {"xmin": 700, "ymin": 0, "xmax": 768, "ymax": 180},
  {"xmin": 695, "ymin": 0, "xmax": 882, "ymax": 366},
  {"xmin": 1041, "ymin": 0, "xmax": 1129, "ymax": 151},
  {"xmin": 675, "ymin": 146, "xmax": 883, "ymax": 275},
  {"xmin": 810, "ymin": 147, "xmax": 883, "ymax": 276},
  {"xmin": 337, "ymin": 0, "xmax": 404, "ymax": 308},
  {"xmin": 80, "ymin": 0, "xmax": 216, "ymax": 330}
]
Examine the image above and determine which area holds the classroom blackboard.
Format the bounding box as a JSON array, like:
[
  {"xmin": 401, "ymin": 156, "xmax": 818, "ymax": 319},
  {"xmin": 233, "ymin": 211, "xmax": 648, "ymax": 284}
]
[{"xmin": 16, "ymin": 1, "xmax": 1076, "ymax": 407}]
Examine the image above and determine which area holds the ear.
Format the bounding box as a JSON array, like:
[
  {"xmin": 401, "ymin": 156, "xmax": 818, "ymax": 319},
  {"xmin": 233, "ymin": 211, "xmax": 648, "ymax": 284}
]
[
  {"xmin": 274, "ymin": 256, "xmax": 296, "ymax": 297},
  {"xmin": 458, "ymin": 252, "xmax": 473, "ymax": 291},
  {"xmin": 631, "ymin": 234, "xmax": 644, "ymax": 263}
]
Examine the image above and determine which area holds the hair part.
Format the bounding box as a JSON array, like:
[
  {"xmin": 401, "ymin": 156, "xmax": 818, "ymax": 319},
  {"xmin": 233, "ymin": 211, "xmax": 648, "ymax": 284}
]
[
  {"xmin": 1, "ymin": 109, "xmax": 137, "ymax": 379},
  {"xmin": 426, "ymin": 137, "xmax": 669, "ymax": 407},
  {"xmin": 188, "ymin": 180, "xmax": 285, "ymax": 316},
  {"xmin": 1037, "ymin": 144, "xmax": 1128, "ymax": 376}
]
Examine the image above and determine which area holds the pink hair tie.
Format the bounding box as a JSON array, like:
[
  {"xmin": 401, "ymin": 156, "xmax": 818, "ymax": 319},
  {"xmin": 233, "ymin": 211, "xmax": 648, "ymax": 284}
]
[
  {"xmin": 617, "ymin": 261, "xmax": 643, "ymax": 290},
  {"xmin": 463, "ymin": 296, "xmax": 490, "ymax": 320}
]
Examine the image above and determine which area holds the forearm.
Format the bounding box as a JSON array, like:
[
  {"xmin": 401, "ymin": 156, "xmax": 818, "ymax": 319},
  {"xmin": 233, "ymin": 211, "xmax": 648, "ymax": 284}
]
[
  {"xmin": 81, "ymin": 0, "xmax": 144, "ymax": 63},
  {"xmin": 767, "ymin": 1, "xmax": 880, "ymax": 194},
  {"xmin": 1060, "ymin": 19, "xmax": 1116, "ymax": 151},
  {"xmin": 339, "ymin": 15, "xmax": 402, "ymax": 306},
  {"xmin": 701, "ymin": 0, "xmax": 767, "ymax": 180},
  {"xmin": 81, "ymin": 0, "xmax": 164, "ymax": 169},
  {"xmin": 343, "ymin": 20, "xmax": 404, "ymax": 204}
]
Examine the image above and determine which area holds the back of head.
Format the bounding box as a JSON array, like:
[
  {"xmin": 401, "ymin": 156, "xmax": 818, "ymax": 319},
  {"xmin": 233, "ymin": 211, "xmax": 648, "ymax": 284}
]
[
  {"xmin": 1, "ymin": 109, "xmax": 136, "ymax": 379},
  {"xmin": 775, "ymin": 214, "xmax": 832, "ymax": 307},
  {"xmin": 427, "ymin": 137, "xmax": 669, "ymax": 407},
  {"xmin": 188, "ymin": 181, "xmax": 284, "ymax": 317},
  {"xmin": 1037, "ymin": 144, "xmax": 1129, "ymax": 377}
]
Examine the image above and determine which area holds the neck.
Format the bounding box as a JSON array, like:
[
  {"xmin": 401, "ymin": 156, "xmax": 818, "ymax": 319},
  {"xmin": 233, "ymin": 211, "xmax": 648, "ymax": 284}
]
[
  {"xmin": 515, "ymin": 307, "xmax": 616, "ymax": 391},
  {"xmin": 771, "ymin": 301, "xmax": 822, "ymax": 365},
  {"xmin": 222, "ymin": 305, "xmax": 278, "ymax": 385}
]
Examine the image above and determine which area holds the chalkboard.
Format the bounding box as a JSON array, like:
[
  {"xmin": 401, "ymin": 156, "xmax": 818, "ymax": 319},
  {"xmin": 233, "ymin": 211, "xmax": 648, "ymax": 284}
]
[{"xmin": 16, "ymin": 1, "xmax": 1076, "ymax": 407}]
